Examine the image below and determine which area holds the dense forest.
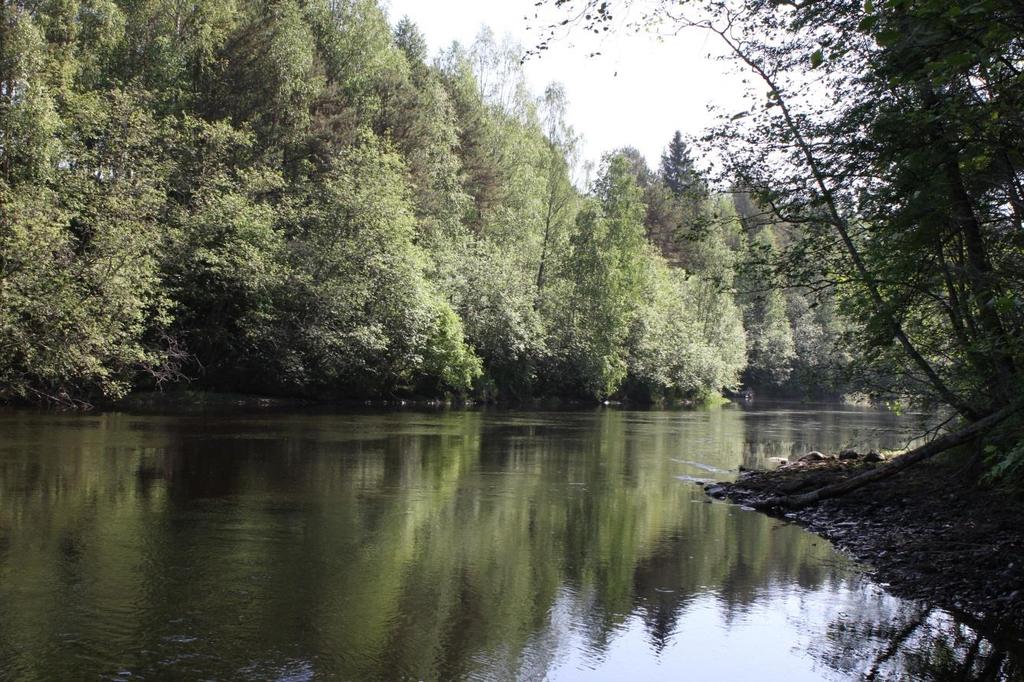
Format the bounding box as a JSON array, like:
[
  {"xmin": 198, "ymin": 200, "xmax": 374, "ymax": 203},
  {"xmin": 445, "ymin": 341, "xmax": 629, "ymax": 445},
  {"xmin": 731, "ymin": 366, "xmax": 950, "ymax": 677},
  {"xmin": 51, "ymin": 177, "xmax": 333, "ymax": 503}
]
[{"xmin": 0, "ymin": 0, "xmax": 850, "ymax": 406}]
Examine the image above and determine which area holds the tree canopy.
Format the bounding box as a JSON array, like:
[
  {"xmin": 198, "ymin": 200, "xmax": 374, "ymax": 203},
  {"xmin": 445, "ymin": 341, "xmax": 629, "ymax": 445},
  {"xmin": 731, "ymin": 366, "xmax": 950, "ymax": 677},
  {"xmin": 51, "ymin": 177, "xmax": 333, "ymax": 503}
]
[{"xmin": 0, "ymin": 0, "xmax": 776, "ymax": 406}]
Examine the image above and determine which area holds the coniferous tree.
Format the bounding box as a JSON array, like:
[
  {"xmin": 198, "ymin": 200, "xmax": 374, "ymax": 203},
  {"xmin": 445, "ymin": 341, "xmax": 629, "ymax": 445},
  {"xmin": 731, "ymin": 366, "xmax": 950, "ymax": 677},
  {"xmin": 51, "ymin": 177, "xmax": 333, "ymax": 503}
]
[
  {"xmin": 659, "ymin": 131, "xmax": 699, "ymax": 199},
  {"xmin": 393, "ymin": 16, "xmax": 428, "ymax": 69}
]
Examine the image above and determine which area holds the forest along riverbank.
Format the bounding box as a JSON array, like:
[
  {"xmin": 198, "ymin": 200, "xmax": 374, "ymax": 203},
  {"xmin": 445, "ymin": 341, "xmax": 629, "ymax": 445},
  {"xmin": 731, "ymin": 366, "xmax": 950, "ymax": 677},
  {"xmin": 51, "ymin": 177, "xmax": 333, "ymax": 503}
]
[{"xmin": 706, "ymin": 456, "xmax": 1024, "ymax": 641}]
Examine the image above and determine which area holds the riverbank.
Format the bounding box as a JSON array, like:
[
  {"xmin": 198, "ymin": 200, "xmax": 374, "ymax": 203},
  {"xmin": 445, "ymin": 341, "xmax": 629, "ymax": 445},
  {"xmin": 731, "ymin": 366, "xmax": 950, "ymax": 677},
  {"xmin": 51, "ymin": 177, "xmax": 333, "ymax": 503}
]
[
  {"xmin": 709, "ymin": 455, "xmax": 1024, "ymax": 641},
  {"xmin": 77, "ymin": 389, "xmax": 731, "ymax": 412}
]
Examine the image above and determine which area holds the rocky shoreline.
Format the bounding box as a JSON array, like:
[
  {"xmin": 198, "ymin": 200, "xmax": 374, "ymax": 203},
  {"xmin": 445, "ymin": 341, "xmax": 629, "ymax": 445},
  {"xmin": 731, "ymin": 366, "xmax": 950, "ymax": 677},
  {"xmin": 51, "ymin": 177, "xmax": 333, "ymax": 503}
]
[{"xmin": 705, "ymin": 453, "xmax": 1024, "ymax": 644}]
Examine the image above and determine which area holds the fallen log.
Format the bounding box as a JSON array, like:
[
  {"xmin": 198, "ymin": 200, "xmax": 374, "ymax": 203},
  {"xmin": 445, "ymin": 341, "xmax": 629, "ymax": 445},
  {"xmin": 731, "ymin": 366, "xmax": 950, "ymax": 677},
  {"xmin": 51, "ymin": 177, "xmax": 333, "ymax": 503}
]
[{"xmin": 758, "ymin": 402, "xmax": 1022, "ymax": 510}]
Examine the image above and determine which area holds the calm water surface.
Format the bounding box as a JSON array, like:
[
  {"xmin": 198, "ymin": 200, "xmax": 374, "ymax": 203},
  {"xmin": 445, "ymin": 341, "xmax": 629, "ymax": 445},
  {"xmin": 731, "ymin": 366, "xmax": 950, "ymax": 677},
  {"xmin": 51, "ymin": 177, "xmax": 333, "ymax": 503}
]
[{"xmin": 0, "ymin": 404, "xmax": 1019, "ymax": 680}]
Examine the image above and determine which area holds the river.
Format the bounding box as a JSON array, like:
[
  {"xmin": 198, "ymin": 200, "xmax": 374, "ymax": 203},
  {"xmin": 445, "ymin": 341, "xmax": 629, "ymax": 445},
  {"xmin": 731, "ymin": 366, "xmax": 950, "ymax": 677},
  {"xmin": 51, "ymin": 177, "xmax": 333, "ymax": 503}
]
[{"xmin": 0, "ymin": 404, "xmax": 1017, "ymax": 680}]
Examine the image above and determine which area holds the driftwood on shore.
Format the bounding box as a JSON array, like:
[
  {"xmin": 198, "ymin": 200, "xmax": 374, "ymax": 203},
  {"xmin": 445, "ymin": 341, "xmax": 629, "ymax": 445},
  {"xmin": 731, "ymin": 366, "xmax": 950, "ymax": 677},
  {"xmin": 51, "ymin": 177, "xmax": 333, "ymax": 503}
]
[{"xmin": 758, "ymin": 402, "xmax": 1023, "ymax": 510}]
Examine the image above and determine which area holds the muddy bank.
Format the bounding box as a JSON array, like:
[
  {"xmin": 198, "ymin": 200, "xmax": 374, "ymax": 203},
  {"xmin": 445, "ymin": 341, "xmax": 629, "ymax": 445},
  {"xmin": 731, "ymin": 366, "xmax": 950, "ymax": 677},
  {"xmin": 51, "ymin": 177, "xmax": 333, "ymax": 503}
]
[{"xmin": 708, "ymin": 455, "xmax": 1024, "ymax": 641}]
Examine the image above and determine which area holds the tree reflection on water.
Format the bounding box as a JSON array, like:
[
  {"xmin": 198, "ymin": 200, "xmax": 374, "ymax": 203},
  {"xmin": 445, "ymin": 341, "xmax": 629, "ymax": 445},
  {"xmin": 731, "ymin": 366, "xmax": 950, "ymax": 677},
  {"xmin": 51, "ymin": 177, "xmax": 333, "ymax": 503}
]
[{"xmin": 0, "ymin": 406, "xmax": 1018, "ymax": 680}]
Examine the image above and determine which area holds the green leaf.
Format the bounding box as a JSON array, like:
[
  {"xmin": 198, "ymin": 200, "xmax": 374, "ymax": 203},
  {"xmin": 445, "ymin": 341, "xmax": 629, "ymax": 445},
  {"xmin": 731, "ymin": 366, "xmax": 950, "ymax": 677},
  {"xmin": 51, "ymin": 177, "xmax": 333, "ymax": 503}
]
[
  {"xmin": 810, "ymin": 49, "xmax": 823, "ymax": 68},
  {"xmin": 876, "ymin": 29, "xmax": 902, "ymax": 47},
  {"xmin": 858, "ymin": 15, "xmax": 878, "ymax": 32}
]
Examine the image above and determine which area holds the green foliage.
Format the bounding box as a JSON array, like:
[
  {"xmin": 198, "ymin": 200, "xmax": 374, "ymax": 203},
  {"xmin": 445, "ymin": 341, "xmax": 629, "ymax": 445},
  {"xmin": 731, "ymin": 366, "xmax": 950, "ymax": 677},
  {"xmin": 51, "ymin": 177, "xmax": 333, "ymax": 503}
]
[
  {"xmin": 560, "ymin": 156, "xmax": 649, "ymax": 398},
  {"xmin": 627, "ymin": 260, "xmax": 746, "ymax": 400},
  {"xmin": 985, "ymin": 441, "xmax": 1024, "ymax": 483},
  {"xmin": 420, "ymin": 296, "xmax": 483, "ymax": 393},
  {"xmin": 393, "ymin": 16, "xmax": 428, "ymax": 70},
  {"xmin": 1, "ymin": 0, "xmax": 784, "ymax": 405},
  {"xmin": 454, "ymin": 239, "xmax": 546, "ymax": 398},
  {"xmin": 207, "ymin": 0, "xmax": 321, "ymax": 150},
  {"xmin": 660, "ymin": 130, "xmax": 702, "ymax": 199},
  {"xmin": 0, "ymin": 9, "xmax": 59, "ymax": 183},
  {"xmin": 0, "ymin": 89, "xmax": 169, "ymax": 403},
  {"xmin": 162, "ymin": 120, "xmax": 286, "ymax": 383},
  {"xmin": 736, "ymin": 227, "xmax": 796, "ymax": 387},
  {"xmin": 266, "ymin": 137, "xmax": 479, "ymax": 396},
  {"xmin": 982, "ymin": 419, "xmax": 1024, "ymax": 484}
]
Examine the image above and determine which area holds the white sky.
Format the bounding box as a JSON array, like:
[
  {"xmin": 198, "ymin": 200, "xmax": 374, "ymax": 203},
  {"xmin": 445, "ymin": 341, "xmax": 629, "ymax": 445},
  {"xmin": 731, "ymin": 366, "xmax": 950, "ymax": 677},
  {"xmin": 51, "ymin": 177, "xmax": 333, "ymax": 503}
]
[{"xmin": 383, "ymin": 0, "xmax": 749, "ymax": 170}]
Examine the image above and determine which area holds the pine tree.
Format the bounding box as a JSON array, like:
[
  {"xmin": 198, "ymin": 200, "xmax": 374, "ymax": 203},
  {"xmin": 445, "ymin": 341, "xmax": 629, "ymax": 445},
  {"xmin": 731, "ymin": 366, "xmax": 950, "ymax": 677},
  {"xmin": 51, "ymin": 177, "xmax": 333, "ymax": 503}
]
[
  {"xmin": 394, "ymin": 16, "xmax": 428, "ymax": 69},
  {"xmin": 659, "ymin": 131, "xmax": 698, "ymax": 198}
]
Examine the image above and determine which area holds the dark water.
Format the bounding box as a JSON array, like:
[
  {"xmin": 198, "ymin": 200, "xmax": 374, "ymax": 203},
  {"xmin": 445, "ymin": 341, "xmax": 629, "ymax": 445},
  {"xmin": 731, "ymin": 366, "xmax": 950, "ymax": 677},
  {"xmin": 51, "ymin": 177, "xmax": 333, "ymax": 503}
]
[{"xmin": 0, "ymin": 404, "xmax": 1018, "ymax": 680}]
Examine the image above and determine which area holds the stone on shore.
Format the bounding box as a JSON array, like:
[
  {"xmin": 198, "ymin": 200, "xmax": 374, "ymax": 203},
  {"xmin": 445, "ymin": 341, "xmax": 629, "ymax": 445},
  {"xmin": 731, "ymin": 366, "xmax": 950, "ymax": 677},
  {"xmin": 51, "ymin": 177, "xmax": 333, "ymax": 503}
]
[{"xmin": 798, "ymin": 451, "xmax": 837, "ymax": 463}]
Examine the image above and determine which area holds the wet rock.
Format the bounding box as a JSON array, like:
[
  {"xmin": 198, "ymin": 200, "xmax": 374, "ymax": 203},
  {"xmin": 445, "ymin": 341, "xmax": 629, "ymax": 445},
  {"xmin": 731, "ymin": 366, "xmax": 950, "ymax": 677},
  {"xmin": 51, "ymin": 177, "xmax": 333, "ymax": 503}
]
[
  {"xmin": 839, "ymin": 449, "xmax": 860, "ymax": 461},
  {"xmin": 704, "ymin": 484, "xmax": 728, "ymax": 499},
  {"xmin": 865, "ymin": 451, "xmax": 887, "ymax": 463},
  {"xmin": 798, "ymin": 451, "xmax": 837, "ymax": 463}
]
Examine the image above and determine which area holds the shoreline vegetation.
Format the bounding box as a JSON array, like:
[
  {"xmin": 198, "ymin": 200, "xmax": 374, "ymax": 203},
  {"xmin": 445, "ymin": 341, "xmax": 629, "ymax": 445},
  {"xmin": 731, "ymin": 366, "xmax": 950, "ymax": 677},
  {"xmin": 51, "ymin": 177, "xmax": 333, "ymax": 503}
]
[
  {"xmin": 2, "ymin": 1, "xmax": 852, "ymax": 411},
  {"xmin": 106, "ymin": 387, "xmax": 739, "ymax": 412}
]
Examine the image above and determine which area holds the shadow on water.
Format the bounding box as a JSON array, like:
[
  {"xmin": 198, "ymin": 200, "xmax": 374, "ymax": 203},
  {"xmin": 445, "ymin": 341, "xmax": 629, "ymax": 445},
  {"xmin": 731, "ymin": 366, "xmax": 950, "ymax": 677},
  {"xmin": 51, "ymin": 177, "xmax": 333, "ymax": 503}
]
[{"xmin": 0, "ymin": 405, "xmax": 1019, "ymax": 680}]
